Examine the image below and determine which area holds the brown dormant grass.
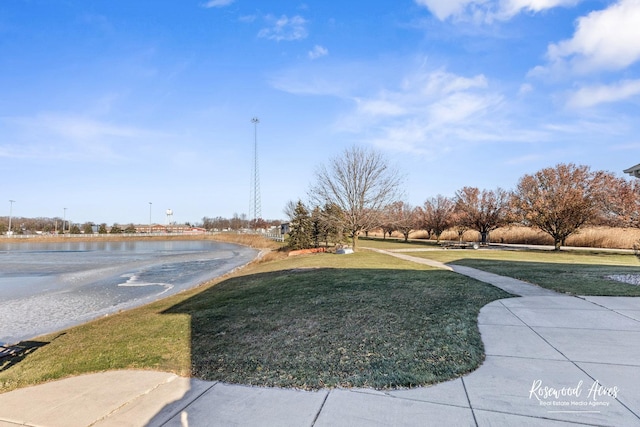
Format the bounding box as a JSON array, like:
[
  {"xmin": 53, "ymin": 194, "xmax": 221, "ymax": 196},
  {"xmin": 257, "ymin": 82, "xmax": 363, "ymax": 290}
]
[{"xmin": 375, "ymin": 226, "xmax": 640, "ymax": 250}]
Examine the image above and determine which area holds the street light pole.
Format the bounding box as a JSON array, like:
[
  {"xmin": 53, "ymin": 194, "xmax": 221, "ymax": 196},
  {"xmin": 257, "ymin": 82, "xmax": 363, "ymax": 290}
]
[
  {"xmin": 63, "ymin": 207, "xmax": 67, "ymax": 234},
  {"xmin": 250, "ymin": 117, "xmax": 261, "ymax": 228},
  {"xmin": 8, "ymin": 200, "xmax": 15, "ymax": 236},
  {"xmin": 149, "ymin": 202, "xmax": 152, "ymax": 234}
]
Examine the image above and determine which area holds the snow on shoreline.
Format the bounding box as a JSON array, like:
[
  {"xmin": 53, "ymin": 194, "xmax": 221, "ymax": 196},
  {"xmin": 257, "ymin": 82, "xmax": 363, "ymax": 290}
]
[{"xmin": 607, "ymin": 274, "xmax": 640, "ymax": 286}]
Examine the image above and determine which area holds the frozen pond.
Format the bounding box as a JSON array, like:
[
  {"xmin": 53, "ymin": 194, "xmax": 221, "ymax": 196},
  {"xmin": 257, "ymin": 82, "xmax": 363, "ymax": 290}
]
[{"xmin": 0, "ymin": 240, "xmax": 258, "ymax": 345}]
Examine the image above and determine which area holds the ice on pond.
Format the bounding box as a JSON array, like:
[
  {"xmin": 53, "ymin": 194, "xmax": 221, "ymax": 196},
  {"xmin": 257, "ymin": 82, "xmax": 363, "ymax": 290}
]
[{"xmin": 0, "ymin": 240, "xmax": 258, "ymax": 345}]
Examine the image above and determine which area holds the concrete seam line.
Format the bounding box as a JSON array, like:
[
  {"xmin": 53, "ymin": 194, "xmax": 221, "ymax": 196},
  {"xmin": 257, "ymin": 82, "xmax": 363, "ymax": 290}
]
[
  {"xmin": 460, "ymin": 377, "xmax": 479, "ymax": 427},
  {"xmin": 575, "ymin": 296, "xmax": 640, "ymax": 325},
  {"xmin": 158, "ymin": 382, "xmax": 218, "ymax": 427},
  {"xmin": 310, "ymin": 390, "xmax": 330, "ymax": 427},
  {"xmin": 87, "ymin": 374, "xmax": 182, "ymax": 427}
]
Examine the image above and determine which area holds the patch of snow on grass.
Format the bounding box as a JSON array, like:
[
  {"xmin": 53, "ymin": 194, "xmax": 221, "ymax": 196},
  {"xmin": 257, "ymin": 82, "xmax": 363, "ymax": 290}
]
[{"xmin": 607, "ymin": 274, "xmax": 640, "ymax": 286}]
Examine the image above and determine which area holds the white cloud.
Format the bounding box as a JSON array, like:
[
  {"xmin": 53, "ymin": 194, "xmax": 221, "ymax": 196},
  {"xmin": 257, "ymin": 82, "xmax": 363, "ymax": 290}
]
[
  {"xmin": 340, "ymin": 68, "xmax": 505, "ymax": 154},
  {"xmin": 429, "ymin": 92, "xmax": 494, "ymax": 124},
  {"xmin": 499, "ymin": 0, "xmax": 580, "ymax": 18},
  {"xmin": 201, "ymin": 0, "xmax": 235, "ymax": 8},
  {"xmin": 308, "ymin": 45, "xmax": 328, "ymax": 59},
  {"xmin": 258, "ymin": 15, "xmax": 308, "ymax": 41},
  {"xmin": 518, "ymin": 83, "xmax": 534, "ymax": 95},
  {"xmin": 545, "ymin": 0, "xmax": 640, "ymax": 73},
  {"xmin": 414, "ymin": 0, "xmax": 581, "ymax": 21},
  {"xmin": 567, "ymin": 79, "xmax": 640, "ymax": 108},
  {"xmin": 414, "ymin": 0, "xmax": 481, "ymax": 21},
  {"xmin": 270, "ymin": 61, "xmax": 566, "ymax": 156}
]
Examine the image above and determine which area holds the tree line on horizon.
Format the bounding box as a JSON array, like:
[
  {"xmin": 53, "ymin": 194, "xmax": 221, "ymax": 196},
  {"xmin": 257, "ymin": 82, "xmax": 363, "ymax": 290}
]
[
  {"xmin": 285, "ymin": 146, "xmax": 639, "ymax": 251},
  {"xmin": 0, "ymin": 215, "xmax": 283, "ymax": 236},
  {"xmin": 0, "ymin": 220, "xmax": 155, "ymax": 236}
]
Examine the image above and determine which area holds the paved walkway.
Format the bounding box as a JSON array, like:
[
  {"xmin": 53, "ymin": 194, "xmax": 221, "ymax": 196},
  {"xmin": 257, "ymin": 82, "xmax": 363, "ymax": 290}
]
[
  {"xmin": 365, "ymin": 247, "xmax": 558, "ymax": 296},
  {"xmin": 1, "ymin": 251, "xmax": 640, "ymax": 426}
]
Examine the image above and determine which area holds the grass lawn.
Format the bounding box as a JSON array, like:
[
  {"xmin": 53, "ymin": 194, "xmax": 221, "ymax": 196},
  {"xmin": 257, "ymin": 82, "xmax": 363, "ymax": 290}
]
[
  {"xmin": 8, "ymin": 237, "xmax": 635, "ymax": 394},
  {"xmin": 394, "ymin": 246, "xmax": 640, "ymax": 296},
  {"xmin": 359, "ymin": 236, "xmax": 440, "ymax": 250},
  {"xmin": 0, "ymin": 249, "xmax": 510, "ymax": 392}
]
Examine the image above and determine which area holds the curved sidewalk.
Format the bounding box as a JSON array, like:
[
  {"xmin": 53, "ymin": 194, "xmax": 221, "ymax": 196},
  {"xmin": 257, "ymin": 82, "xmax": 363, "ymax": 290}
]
[{"xmin": 1, "ymin": 254, "xmax": 640, "ymax": 426}]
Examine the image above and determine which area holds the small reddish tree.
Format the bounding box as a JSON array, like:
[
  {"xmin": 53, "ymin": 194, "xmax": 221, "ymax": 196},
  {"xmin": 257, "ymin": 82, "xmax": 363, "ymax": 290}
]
[
  {"xmin": 455, "ymin": 187, "xmax": 509, "ymax": 245},
  {"xmin": 595, "ymin": 176, "xmax": 640, "ymax": 228},
  {"xmin": 512, "ymin": 163, "xmax": 611, "ymax": 250},
  {"xmin": 421, "ymin": 195, "xmax": 454, "ymax": 243}
]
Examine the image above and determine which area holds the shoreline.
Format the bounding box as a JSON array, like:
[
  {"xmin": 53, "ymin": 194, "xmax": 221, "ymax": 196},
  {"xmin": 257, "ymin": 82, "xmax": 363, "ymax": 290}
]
[
  {"xmin": 1, "ymin": 238, "xmax": 265, "ymax": 346},
  {"xmin": 0, "ymin": 233, "xmax": 214, "ymax": 244}
]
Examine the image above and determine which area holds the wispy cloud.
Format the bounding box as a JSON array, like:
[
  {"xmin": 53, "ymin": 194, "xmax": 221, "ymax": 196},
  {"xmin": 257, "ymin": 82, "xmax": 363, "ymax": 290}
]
[
  {"xmin": 258, "ymin": 15, "xmax": 308, "ymax": 41},
  {"xmin": 20, "ymin": 113, "xmax": 150, "ymax": 140},
  {"xmin": 341, "ymin": 67, "xmax": 507, "ymax": 154},
  {"xmin": 0, "ymin": 113, "xmax": 165, "ymax": 161},
  {"xmin": 201, "ymin": 0, "xmax": 235, "ymax": 8},
  {"xmin": 414, "ymin": 0, "xmax": 581, "ymax": 21},
  {"xmin": 239, "ymin": 14, "xmax": 257, "ymax": 23},
  {"xmin": 269, "ymin": 62, "xmax": 369, "ymax": 97},
  {"xmin": 308, "ymin": 45, "xmax": 328, "ymax": 59},
  {"xmin": 567, "ymin": 79, "xmax": 640, "ymax": 108},
  {"xmin": 271, "ymin": 60, "xmax": 523, "ymax": 155},
  {"xmin": 610, "ymin": 141, "xmax": 640, "ymax": 151},
  {"xmin": 499, "ymin": 0, "xmax": 581, "ymax": 18},
  {"xmin": 414, "ymin": 0, "xmax": 479, "ymax": 21},
  {"xmin": 505, "ymin": 153, "xmax": 545, "ymax": 165},
  {"xmin": 518, "ymin": 83, "xmax": 534, "ymax": 96}
]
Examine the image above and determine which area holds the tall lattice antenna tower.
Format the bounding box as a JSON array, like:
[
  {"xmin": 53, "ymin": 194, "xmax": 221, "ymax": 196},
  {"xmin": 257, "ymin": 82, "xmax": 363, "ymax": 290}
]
[{"xmin": 249, "ymin": 117, "xmax": 261, "ymax": 226}]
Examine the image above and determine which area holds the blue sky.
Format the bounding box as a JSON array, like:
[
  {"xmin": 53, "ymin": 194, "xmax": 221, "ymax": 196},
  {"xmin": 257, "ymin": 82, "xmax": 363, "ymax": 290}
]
[{"xmin": 1, "ymin": 0, "xmax": 639, "ymax": 225}]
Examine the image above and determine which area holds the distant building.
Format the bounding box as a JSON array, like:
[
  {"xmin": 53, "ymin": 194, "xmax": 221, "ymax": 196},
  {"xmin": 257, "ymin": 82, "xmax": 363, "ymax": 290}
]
[
  {"xmin": 624, "ymin": 164, "xmax": 640, "ymax": 178},
  {"xmin": 280, "ymin": 223, "xmax": 290, "ymax": 235},
  {"xmin": 133, "ymin": 224, "xmax": 206, "ymax": 234}
]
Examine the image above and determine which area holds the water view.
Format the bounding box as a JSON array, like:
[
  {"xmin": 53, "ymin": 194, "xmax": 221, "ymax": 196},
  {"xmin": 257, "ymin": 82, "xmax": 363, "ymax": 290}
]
[{"xmin": 0, "ymin": 240, "xmax": 258, "ymax": 345}]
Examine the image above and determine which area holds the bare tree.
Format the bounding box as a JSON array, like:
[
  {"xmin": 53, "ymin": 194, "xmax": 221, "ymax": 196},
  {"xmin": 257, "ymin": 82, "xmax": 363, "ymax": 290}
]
[
  {"xmin": 380, "ymin": 203, "xmax": 398, "ymax": 239},
  {"xmin": 283, "ymin": 200, "xmax": 298, "ymax": 221},
  {"xmin": 450, "ymin": 211, "xmax": 470, "ymax": 243},
  {"xmin": 309, "ymin": 145, "xmax": 402, "ymax": 251},
  {"xmin": 385, "ymin": 201, "xmax": 417, "ymax": 242},
  {"xmin": 421, "ymin": 195, "xmax": 454, "ymax": 243},
  {"xmin": 511, "ymin": 163, "xmax": 611, "ymax": 250},
  {"xmin": 455, "ymin": 186, "xmax": 509, "ymax": 245}
]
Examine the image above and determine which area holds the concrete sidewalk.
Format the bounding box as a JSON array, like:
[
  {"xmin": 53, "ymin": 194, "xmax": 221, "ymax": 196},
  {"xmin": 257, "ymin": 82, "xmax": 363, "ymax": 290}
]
[{"xmin": 1, "ymin": 255, "xmax": 640, "ymax": 426}]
